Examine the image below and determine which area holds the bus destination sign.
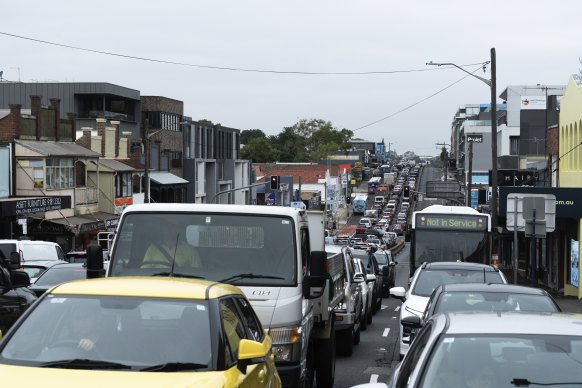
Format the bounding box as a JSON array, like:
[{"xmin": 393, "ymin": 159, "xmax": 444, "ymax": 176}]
[{"xmin": 416, "ymin": 214, "xmax": 488, "ymax": 231}]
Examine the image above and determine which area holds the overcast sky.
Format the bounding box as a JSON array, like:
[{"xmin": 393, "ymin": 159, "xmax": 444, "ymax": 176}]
[{"xmin": 2, "ymin": 1, "xmax": 581, "ymax": 156}]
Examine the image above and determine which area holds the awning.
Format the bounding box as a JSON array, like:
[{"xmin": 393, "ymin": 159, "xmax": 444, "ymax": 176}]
[
  {"xmin": 45, "ymin": 212, "xmax": 119, "ymax": 235},
  {"xmin": 149, "ymin": 171, "xmax": 188, "ymax": 185}
]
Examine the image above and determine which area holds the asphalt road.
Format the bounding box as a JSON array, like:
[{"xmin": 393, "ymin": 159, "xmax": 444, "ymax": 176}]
[{"xmin": 332, "ymin": 243, "xmax": 411, "ymax": 387}]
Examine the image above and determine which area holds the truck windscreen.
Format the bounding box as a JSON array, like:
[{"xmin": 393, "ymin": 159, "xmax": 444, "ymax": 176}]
[{"xmin": 109, "ymin": 213, "xmax": 297, "ymax": 286}]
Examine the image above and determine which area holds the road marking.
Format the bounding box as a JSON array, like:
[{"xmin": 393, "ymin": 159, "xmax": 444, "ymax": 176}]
[
  {"xmin": 370, "ymin": 374, "xmax": 379, "ymax": 383},
  {"xmin": 381, "ymin": 305, "xmax": 388, "ymax": 310},
  {"xmin": 383, "ymin": 328, "xmax": 390, "ymax": 337},
  {"xmin": 395, "ymin": 306, "xmax": 400, "ymax": 311}
]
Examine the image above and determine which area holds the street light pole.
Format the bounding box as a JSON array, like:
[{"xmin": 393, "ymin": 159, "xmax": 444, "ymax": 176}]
[{"xmin": 427, "ymin": 48, "xmax": 498, "ymax": 251}]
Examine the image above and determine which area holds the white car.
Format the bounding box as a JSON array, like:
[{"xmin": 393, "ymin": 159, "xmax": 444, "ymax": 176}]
[
  {"xmin": 359, "ymin": 217, "xmax": 372, "ymax": 228},
  {"xmin": 390, "ymin": 261, "xmax": 508, "ymax": 359}
]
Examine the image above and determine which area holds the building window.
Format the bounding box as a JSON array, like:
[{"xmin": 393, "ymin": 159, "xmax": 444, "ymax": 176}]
[
  {"xmin": 46, "ymin": 159, "xmax": 74, "ymax": 189},
  {"xmin": 170, "ymin": 151, "xmax": 182, "ymax": 168},
  {"xmin": 75, "ymin": 161, "xmax": 86, "ymax": 187},
  {"xmin": 510, "ymin": 136, "xmax": 520, "ymax": 155},
  {"xmin": 115, "ymin": 172, "xmax": 132, "ymax": 198}
]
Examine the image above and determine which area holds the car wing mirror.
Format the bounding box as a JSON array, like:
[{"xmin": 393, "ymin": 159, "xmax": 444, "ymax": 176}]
[
  {"xmin": 10, "ymin": 270, "xmax": 30, "ymax": 288},
  {"xmin": 353, "ymin": 272, "xmax": 365, "ymax": 283},
  {"xmin": 390, "ymin": 286, "xmax": 406, "ymax": 302},
  {"xmin": 237, "ymin": 338, "xmax": 268, "ymax": 373}
]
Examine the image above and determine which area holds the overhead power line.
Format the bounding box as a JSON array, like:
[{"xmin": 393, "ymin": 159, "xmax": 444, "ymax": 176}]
[
  {"xmin": 1, "ymin": 31, "xmax": 485, "ymax": 76},
  {"xmin": 353, "ymin": 65, "xmax": 489, "ymax": 131}
]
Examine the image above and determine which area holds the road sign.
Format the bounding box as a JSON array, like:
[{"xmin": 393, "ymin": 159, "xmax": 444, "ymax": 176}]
[{"xmin": 506, "ymin": 194, "xmax": 556, "ymax": 232}]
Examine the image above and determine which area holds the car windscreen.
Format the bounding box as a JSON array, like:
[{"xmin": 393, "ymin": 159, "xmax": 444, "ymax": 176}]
[
  {"xmin": 435, "ymin": 291, "xmax": 560, "ymax": 314},
  {"xmin": 420, "ymin": 334, "xmax": 582, "ymax": 388},
  {"xmin": 33, "ymin": 266, "xmax": 87, "ymax": 286},
  {"xmin": 0, "ymin": 295, "xmax": 212, "ymax": 370},
  {"xmin": 21, "ymin": 244, "xmax": 59, "ymax": 261},
  {"xmin": 412, "ymin": 270, "xmax": 505, "ymax": 297}
]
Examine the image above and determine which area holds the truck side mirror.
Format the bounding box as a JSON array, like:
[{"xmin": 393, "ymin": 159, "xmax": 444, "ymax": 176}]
[
  {"xmin": 86, "ymin": 245, "xmax": 105, "ymax": 279},
  {"xmin": 10, "ymin": 270, "xmax": 30, "ymax": 288},
  {"xmin": 309, "ymin": 251, "xmax": 327, "ymax": 277}
]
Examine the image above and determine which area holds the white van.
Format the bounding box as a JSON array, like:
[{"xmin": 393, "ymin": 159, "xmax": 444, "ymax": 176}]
[{"xmin": 0, "ymin": 240, "xmax": 67, "ymax": 282}]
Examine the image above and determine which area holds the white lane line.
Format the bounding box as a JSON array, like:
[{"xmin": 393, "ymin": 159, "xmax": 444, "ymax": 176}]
[
  {"xmin": 395, "ymin": 306, "xmax": 400, "ymax": 312},
  {"xmin": 370, "ymin": 374, "xmax": 379, "ymax": 383},
  {"xmin": 383, "ymin": 328, "xmax": 390, "ymax": 337},
  {"xmin": 381, "ymin": 305, "xmax": 388, "ymax": 310}
]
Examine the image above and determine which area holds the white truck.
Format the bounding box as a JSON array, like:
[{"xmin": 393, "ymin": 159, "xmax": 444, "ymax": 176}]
[{"xmin": 87, "ymin": 203, "xmax": 345, "ymax": 388}]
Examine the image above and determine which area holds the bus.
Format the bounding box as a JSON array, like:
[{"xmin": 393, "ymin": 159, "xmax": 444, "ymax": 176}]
[
  {"xmin": 368, "ymin": 176, "xmax": 382, "ymax": 194},
  {"xmin": 409, "ymin": 205, "xmax": 491, "ymax": 278},
  {"xmin": 352, "ymin": 194, "xmax": 368, "ymax": 215}
]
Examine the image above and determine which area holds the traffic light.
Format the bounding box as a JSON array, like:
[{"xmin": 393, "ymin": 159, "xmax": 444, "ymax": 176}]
[
  {"xmin": 403, "ymin": 185, "xmax": 410, "ymax": 198},
  {"xmin": 270, "ymin": 175, "xmax": 280, "ymax": 190}
]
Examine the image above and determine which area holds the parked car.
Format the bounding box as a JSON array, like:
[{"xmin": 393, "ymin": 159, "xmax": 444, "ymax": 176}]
[
  {"xmin": 353, "ymin": 257, "xmax": 373, "ymax": 330},
  {"xmin": 325, "ymin": 245, "xmax": 363, "ymax": 357},
  {"xmin": 0, "ymin": 277, "xmax": 281, "ymax": 387},
  {"xmin": 389, "ymin": 312, "xmax": 582, "ymax": 388},
  {"xmin": 390, "ymin": 261, "xmax": 508, "ymax": 359}
]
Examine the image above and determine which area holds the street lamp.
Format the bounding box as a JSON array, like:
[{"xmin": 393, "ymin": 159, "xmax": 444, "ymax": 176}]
[
  {"xmin": 427, "ymin": 48, "xmax": 498, "ymax": 251},
  {"xmin": 143, "ymin": 119, "xmax": 165, "ymax": 203}
]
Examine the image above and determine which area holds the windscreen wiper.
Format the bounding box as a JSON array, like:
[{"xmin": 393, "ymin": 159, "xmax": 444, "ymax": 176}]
[
  {"xmin": 220, "ymin": 273, "xmax": 285, "ymax": 283},
  {"xmin": 40, "ymin": 359, "xmax": 131, "ymax": 370},
  {"xmin": 151, "ymin": 272, "xmax": 205, "ymax": 279},
  {"xmin": 140, "ymin": 362, "xmax": 208, "ymax": 372},
  {"xmin": 511, "ymin": 378, "xmax": 582, "ymax": 386}
]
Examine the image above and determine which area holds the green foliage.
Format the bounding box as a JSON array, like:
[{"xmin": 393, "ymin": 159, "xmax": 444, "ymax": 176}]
[
  {"xmin": 241, "ymin": 137, "xmax": 281, "ymax": 163},
  {"xmin": 241, "ymin": 129, "xmax": 266, "ymax": 144}
]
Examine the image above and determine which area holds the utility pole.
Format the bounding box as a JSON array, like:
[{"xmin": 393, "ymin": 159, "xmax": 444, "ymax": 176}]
[
  {"xmin": 490, "ymin": 48, "xmax": 498, "ymax": 250},
  {"xmin": 144, "ymin": 119, "xmax": 150, "ymax": 203},
  {"xmin": 427, "ymin": 48, "xmax": 499, "ymax": 253},
  {"xmin": 467, "ymin": 141, "xmax": 473, "ymax": 207}
]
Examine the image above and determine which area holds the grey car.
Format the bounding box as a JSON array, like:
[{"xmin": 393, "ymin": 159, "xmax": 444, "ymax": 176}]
[{"xmin": 390, "ymin": 312, "xmax": 582, "ymax": 388}]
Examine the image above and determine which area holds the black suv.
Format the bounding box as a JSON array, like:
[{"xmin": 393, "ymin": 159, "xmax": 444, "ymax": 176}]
[
  {"xmin": 0, "ymin": 253, "xmax": 36, "ymax": 334},
  {"xmin": 351, "ymin": 247, "xmax": 384, "ymax": 312}
]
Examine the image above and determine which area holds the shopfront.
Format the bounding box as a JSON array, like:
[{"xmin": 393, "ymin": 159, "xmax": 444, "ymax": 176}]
[{"xmin": 499, "ymin": 187, "xmax": 582, "ymax": 297}]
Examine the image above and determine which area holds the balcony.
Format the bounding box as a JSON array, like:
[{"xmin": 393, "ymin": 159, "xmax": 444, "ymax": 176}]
[{"xmin": 75, "ymin": 187, "xmax": 98, "ymax": 205}]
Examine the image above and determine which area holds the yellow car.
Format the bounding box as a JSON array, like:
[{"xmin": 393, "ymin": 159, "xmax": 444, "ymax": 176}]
[{"xmin": 0, "ymin": 277, "xmax": 281, "ymax": 388}]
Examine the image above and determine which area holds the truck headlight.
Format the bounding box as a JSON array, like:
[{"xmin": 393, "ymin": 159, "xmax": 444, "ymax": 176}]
[{"xmin": 269, "ymin": 326, "xmax": 303, "ymax": 362}]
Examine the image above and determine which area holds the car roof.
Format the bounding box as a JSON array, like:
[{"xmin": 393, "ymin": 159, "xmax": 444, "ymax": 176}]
[
  {"xmin": 437, "ymin": 311, "xmax": 582, "ymax": 336},
  {"xmin": 440, "ymin": 283, "xmax": 550, "ymax": 295},
  {"xmin": 49, "ymin": 276, "xmax": 244, "ymax": 300},
  {"xmin": 422, "ymin": 261, "xmax": 500, "ymax": 272}
]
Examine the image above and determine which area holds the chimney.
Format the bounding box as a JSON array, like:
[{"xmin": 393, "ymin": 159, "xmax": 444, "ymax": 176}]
[
  {"xmin": 67, "ymin": 112, "xmax": 77, "ymax": 141},
  {"xmin": 0, "ymin": 104, "xmax": 21, "ymax": 141},
  {"xmin": 120, "ymin": 131, "xmax": 132, "ymax": 158},
  {"xmin": 75, "ymin": 127, "xmax": 93, "ymax": 150},
  {"xmin": 111, "ymin": 120, "xmax": 120, "ymax": 157},
  {"xmin": 49, "ymin": 98, "xmax": 61, "ymax": 141},
  {"xmin": 30, "ymin": 95, "xmax": 42, "ymax": 140},
  {"xmin": 96, "ymin": 118, "xmax": 107, "ymax": 156}
]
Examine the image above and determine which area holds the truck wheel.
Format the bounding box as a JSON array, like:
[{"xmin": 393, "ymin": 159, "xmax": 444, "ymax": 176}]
[
  {"xmin": 315, "ymin": 331, "xmax": 336, "ymax": 388},
  {"xmin": 360, "ymin": 310, "xmax": 368, "ymax": 331},
  {"xmin": 302, "ymin": 342, "xmax": 315, "ymax": 388},
  {"xmin": 336, "ymin": 328, "xmax": 354, "ymax": 356}
]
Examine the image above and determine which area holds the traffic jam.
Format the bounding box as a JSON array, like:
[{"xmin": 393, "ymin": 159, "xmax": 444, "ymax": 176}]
[{"xmin": 1, "ymin": 162, "xmax": 582, "ymax": 388}]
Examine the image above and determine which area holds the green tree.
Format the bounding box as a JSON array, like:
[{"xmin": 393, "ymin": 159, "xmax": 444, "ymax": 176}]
[
  {"xmin": 275, "ymin": 119, "xmax": 353, "ymax": 162},
  {"xmin": 241, "ymin": 137, "xmax": 281, "ymax": 163},
  {"xmin": 241, "ymin": 129, "xmax": 266, "ymax": 144}
]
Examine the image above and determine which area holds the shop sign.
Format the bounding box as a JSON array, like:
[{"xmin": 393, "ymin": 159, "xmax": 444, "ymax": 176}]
[{"xmin": 1, "ymin": 196, "xmax": 71, "ymax": 216}]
